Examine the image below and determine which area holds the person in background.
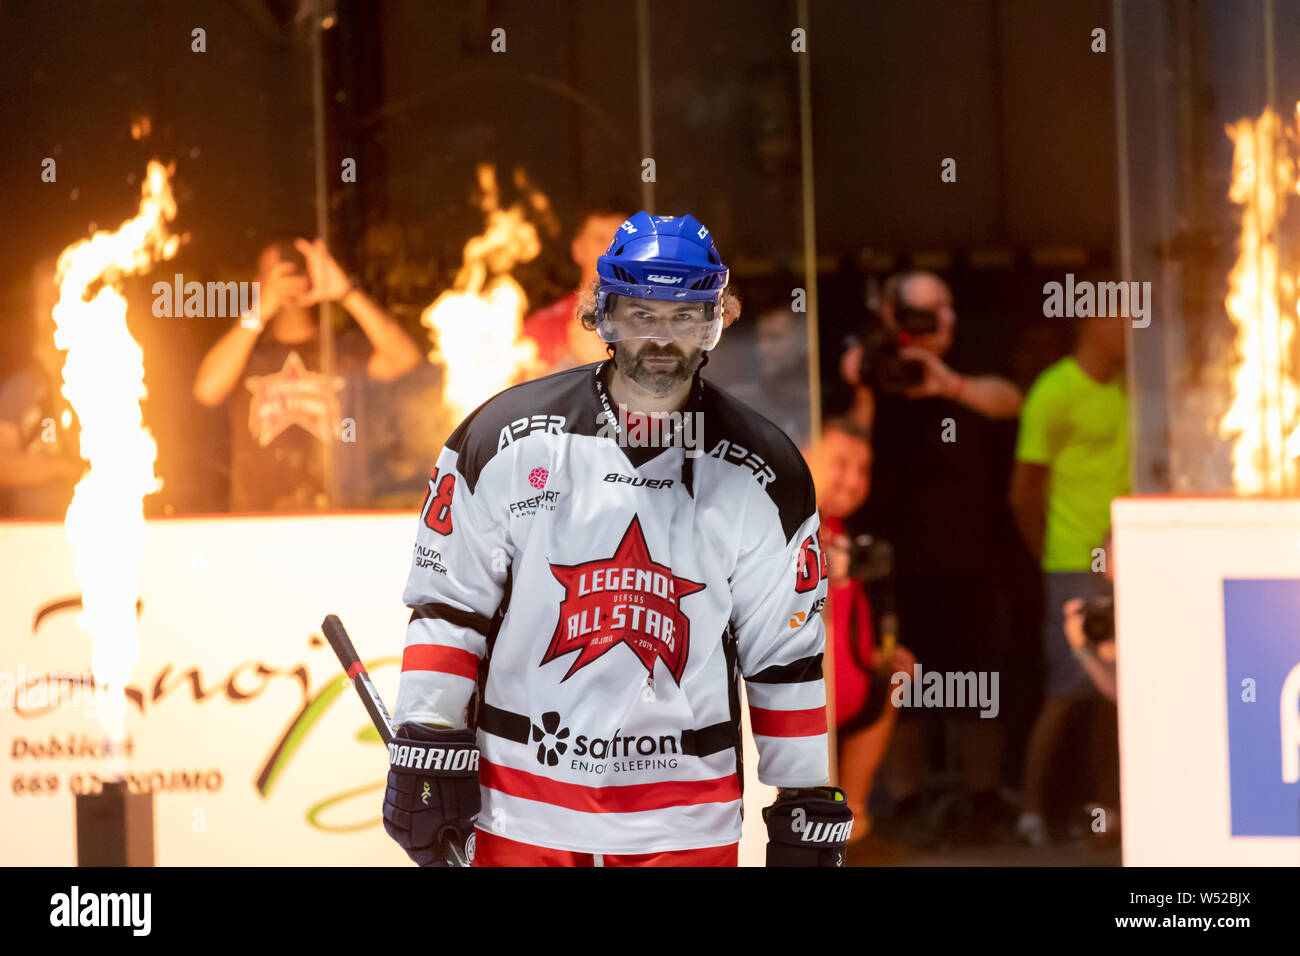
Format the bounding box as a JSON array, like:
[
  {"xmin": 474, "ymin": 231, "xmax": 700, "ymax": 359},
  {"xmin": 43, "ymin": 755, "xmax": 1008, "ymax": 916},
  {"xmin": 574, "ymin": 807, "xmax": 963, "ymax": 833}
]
[
  {"xmin": 193, "ymin": 236, "xmax": 421, "ymax": 512},
  {"xmin": 710, "ymin": 305, "xmax": 812, "ymax": 448},
  {"xmin": 1061, "ymin": 599, "xmax": 1116, "ymax": 702},
  {"xmin": 521, "ymin": 201, "xmax": 629, "ymax": 374},
  {"xmin": 1062, "ymin": 529, "xmax": 1117, "ymax": 704},
  {"xmin": 806, "ymin": 417, "xmax": 915, "ymax": 861},
  {"xmin": 842, "ymin": 271, "xmax": 1023, "ymax": 844},
  {"xmin": 1009, "ymin": 313, "xmax": 1128, "ymax": 845},
  {"xmin": 0, "ymin": 258, "xmax": 81, "ymax": 518},
  {"xmin": 1060, "ymin": 532, "xmax": 1120, "ymax": 847}
]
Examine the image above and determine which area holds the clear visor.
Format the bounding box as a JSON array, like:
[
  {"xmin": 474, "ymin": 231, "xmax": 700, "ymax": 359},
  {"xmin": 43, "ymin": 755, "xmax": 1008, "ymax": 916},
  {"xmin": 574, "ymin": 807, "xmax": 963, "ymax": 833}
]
[{"xmin": 595, "ymin": 304, "xmax": 723, "ymax": 350}]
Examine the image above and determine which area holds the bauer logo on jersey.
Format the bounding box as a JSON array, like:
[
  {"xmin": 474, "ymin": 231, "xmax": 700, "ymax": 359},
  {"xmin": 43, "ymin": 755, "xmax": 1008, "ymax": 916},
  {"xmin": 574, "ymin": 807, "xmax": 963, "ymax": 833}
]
[{"xmin": 543, "ymin": 515, "xmax": 705, "ymax": 683}]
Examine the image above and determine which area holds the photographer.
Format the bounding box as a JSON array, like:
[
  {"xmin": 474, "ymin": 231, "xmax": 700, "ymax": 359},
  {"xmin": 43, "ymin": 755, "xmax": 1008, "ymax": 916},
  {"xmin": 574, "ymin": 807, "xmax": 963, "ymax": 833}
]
[
  {"xmin": 806, "ymin": 418, "xmax": 915, "ymax": 860},
  {"xmin": 841, "ymin": 271, "xmax": 1023, "ymax": 843},
  {"xmin": 840, "ymin": 272, "xmax": 1022, "ymax": 429},
  {"xmin": 1031, "ymin": 554, "xmax": 1119, "ymax": 846},
  {"xmin": 1063, "ymin": 538, "xmax": 1117, "ymax": 703}
]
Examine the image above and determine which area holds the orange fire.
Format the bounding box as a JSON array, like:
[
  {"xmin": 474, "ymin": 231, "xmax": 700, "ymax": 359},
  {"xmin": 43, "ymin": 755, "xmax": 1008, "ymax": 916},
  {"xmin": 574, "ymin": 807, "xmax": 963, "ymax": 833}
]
[
  {"xmin": 421, "ymin": 164, "xmax": 543, "ymax": 420},
  {"xmin": 1222, "ymin": 106, "xmax": 1300, "ymax": 495},
  {"xmin": 53, "ymin": 159, "xmax": 179, "ymax": 762}
]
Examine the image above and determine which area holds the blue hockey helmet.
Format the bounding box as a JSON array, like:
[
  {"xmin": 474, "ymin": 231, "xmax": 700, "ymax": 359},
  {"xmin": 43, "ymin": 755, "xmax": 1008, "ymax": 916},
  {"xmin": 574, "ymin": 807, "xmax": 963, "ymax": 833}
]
[{"xmin": 594, "ymin": 212, "xmax": 730, "ymax": 350}]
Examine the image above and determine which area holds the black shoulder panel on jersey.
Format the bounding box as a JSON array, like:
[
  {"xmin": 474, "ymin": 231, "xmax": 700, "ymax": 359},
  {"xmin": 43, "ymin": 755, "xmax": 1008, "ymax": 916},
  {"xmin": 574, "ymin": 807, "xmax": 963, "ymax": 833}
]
[
  {"xmin": 698, "ymin": 378, "xmax": 818, "ymax": 542},
  {"xmin": 444, "ymin": 363, "xmax": 603, "ymax": 494}
]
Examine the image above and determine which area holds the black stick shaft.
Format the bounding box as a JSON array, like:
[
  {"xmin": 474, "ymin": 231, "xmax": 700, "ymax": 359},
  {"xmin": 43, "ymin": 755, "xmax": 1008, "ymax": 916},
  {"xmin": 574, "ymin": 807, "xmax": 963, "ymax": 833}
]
[
  {"xmin": 320, "ymin": 613, "xmax": 470, "ymax": 867},
  {"xmin": 321, "ymin": 614, "xmax": 395, "ymax": 745}
]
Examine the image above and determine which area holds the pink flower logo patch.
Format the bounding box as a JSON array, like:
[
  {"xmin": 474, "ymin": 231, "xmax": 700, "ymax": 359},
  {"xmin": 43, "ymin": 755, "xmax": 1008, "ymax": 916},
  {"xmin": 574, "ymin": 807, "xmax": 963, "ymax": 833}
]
[{"xmin": 528, "ymin": 467, "xmax": 549, "ymax": 490}]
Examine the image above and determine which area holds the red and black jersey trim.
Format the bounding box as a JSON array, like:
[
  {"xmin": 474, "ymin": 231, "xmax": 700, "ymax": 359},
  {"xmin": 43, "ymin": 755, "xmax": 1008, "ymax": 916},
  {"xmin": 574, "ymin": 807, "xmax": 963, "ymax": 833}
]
[
  {"xmin": 721, "ymin": 625, "xmax": 744, "ymax": 798},
  {"xmin": 478, "ymin": 702, "xmax": 531, "ymax": 743},
  {"xmin": 478, "ymin": 702, "xmax": 734, "ymax": 758},
  {"xmin": 480, "ymin": 759, "xmax": 741, "ymax": 813},
  {"xmin": 443, "ymin": 361, "xmax": 818, "ymax": 541},
  {"xmin": 679, "ymin": 721, "xmax": 735, "ymax": 758},
  {"xmin": 445, "ymin": 364, "xmax": 603, "ymax": 494},
  {"xmin": 409, "ymin": 602, "xmax": 492, "ymax": 637},
  {"xmin": 745, "ymin": 653, "xmax": 823, "ymax": 684}
]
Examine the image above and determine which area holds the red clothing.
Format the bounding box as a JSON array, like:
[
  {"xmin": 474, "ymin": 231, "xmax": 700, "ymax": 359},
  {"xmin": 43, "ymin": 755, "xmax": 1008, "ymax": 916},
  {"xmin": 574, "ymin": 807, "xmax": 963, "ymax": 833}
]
[
  {"xmin": 472, "ymin": 828, "xmax": 738, "ymax": 867},
  {"xmin": 522, "ymin": 291, "xmax": 579, "ymax": 370},
  {"xmin": 823, "ymin": 515, "xmax": 875, "ymax": 729}
]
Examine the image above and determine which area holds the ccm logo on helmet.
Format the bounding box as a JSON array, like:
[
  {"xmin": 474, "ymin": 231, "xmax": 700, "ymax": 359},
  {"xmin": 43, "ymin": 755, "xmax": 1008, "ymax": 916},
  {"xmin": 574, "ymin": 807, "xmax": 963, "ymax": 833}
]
[
  {"xmin": 388, "ymin": 743, "xmax": 480, "ymax": 772},
  {"xmin": 646, "ymin": 274, "xmax": 682, "ymax": 285}
]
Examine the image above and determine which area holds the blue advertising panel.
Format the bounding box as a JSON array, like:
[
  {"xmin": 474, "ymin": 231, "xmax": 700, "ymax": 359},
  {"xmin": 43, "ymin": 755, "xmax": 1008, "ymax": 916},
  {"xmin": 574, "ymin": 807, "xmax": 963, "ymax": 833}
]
[{"xmin": 1223, "ymin": 579, "xmax": 1300, "ymax": 837}]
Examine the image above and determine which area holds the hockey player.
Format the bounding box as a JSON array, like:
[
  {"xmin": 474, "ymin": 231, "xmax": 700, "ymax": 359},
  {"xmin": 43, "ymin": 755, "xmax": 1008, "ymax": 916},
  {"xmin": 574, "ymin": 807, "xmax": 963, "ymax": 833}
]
[{"xmin": 383, "ymin": 212, "xmax": 852, "ymax": 866}]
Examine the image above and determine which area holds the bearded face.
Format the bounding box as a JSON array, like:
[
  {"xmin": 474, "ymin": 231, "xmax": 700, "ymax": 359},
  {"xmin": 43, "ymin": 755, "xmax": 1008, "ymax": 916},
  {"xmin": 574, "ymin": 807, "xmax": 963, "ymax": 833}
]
[
  {"xmin": 604, "ymin": 296, "xmax": 709, "ymax": 395},
  {"xmin": 612, "ymin": 337, "xmax": 705, "ymax": 395}
]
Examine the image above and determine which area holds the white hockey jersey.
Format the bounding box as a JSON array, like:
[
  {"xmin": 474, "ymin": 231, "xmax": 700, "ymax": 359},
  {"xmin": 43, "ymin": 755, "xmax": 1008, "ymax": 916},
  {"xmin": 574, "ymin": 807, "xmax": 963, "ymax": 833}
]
[{"xmin": 393, "ymin": 361, "xmax": 830, "ymax": 855}]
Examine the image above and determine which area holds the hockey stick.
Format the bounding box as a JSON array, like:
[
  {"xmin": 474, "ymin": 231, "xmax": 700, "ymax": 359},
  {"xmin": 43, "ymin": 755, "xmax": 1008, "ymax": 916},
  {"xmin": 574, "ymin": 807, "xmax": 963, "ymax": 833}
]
[{"xmin": 320, "ymin": 614, "xmax": 470, "ymax": 867}]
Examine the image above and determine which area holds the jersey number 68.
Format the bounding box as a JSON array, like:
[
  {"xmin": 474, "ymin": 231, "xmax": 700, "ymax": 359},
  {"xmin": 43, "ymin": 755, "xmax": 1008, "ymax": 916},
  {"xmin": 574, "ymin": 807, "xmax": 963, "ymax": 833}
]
[{"xmin": 422, "ymin": 468, "xmax": 456, "ymax": 535}]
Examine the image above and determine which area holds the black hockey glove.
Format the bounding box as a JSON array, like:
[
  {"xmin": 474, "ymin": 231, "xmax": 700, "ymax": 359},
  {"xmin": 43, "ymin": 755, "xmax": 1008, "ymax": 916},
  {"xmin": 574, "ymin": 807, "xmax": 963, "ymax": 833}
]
[
  {"xmin": 762, "ymin": 786, "xmax": 854, "ymax": 867},
  {"xmin": 382, "ymin": 723, "xmax": 480, "ymax": 867}
]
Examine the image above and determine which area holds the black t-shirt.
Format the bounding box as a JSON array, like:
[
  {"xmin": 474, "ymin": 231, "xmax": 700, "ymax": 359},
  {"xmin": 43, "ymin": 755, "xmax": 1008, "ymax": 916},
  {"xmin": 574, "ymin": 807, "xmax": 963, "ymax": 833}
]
[
  {"xmin": 228, "ymin": 329, "xmax": 371, "ymax": 512},
  {"xmin": 850, "ymin": 378, "xmax": 1007, "ymax": 578}
]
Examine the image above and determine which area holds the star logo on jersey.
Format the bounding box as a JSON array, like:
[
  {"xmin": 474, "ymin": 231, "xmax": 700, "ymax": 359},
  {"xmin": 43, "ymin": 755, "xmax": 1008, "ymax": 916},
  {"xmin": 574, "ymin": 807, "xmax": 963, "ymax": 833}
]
[
  {"xmin": 244, "ymin": 351, "xmax": 344, "ymax": 447},
  {"xmin": 544, "ymin": 515, "xmax": 705, "ymax": 683}
]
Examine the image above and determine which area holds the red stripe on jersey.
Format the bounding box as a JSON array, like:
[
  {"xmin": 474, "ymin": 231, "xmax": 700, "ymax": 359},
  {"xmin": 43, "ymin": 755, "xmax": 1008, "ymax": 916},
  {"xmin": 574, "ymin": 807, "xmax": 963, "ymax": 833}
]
[
  {"xmin": 480, "ymin": 759, "xmax": 741, "ymax": 813},
  {"xmin": 470, "ymin": 827, "xmax": 739, "ymax": 867},
  {"xmin": 401, "ymin": 643, "xmax": 480, "ymax": 680},
  {"xmin": 346, "ymin": 662, "xmax": 365, "ymax": 680},
  {"xmin": 749, "ymin": 705, "xmax": 827, "ymax": 738}
]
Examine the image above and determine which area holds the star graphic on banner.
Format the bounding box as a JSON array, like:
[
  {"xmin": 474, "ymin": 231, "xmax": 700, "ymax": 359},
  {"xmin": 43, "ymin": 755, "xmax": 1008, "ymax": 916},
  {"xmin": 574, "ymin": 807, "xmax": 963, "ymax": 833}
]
[
  {"xmin": 544, "ymin": 515, "xmax": 705, "ymax": 683},
  {"xmin": 244, "ymin": 351, "xmax": 345, "ymax": 447}
]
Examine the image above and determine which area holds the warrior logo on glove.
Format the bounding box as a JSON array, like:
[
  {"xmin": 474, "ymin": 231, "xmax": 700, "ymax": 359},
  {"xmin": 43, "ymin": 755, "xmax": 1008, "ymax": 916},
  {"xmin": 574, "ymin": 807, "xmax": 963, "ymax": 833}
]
[
  {"xmin": 764, "ymin": 786, "xmax": 855, "ymax": 867},
  {"xmin": 791, "ymin": 807, "xmax": 854, "ymax": 844}
]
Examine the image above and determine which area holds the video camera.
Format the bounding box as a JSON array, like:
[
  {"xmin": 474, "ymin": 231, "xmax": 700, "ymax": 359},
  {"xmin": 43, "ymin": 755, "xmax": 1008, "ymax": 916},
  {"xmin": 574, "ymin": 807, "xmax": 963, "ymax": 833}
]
[
  {"xmin": 860, "ymin": 303, "xmax": 940, "ymax": 393},
  {"xmin": 1081, "ymin": 594, "xmax": 1115, "ymax": 645},
  {"xmin": 842, "ymin": 533, "xmax": 894, "ymax": 583},
  {"xmin": 834, "ymin": 532, "xmax": 900, "ymax": 667}
]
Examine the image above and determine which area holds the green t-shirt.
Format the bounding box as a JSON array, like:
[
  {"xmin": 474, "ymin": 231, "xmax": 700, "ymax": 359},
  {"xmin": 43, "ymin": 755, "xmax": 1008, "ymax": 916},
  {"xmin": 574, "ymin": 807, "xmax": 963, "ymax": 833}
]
[{"xmin": 1015, "ymin": 357, "xmax": 1130, "ymax": 571}]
